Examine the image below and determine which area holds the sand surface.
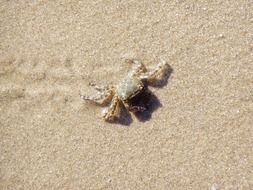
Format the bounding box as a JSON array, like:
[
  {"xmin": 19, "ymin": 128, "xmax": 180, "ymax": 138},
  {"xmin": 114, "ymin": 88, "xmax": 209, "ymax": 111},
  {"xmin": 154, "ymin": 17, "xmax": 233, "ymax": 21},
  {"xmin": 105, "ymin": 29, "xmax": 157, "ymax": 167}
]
[{"xmin": 0, "ymin": 0, "xmax": 252, "ymax": 189}]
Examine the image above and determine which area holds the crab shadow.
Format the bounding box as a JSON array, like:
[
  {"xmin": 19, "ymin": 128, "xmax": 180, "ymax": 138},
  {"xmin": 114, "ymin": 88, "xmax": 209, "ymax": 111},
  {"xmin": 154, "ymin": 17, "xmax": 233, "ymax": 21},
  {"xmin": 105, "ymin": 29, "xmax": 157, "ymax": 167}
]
[
  {"xmin": 133, "ymin": 89, "xmax": 162, "ymax": 122},
  {"xmin": 113, "ymin": 89, "xmax": 162, "ymax": 125}
]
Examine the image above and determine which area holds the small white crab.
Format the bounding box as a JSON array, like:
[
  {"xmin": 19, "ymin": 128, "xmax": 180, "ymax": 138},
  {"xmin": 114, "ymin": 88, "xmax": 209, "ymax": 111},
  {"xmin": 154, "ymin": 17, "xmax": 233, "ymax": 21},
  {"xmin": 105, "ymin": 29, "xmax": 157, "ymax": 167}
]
[{"xmin": 80, "ymin": 59, "xmax": 170, "ymax": 122}]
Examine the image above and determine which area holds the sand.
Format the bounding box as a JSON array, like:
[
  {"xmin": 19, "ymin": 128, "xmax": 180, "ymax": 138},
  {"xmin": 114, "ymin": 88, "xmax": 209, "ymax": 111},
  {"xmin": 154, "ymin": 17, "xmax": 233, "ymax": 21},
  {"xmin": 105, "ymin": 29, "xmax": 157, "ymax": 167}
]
[{"xmin": 0, "ymin": 0, "xmax": 252, "ymax": 189}]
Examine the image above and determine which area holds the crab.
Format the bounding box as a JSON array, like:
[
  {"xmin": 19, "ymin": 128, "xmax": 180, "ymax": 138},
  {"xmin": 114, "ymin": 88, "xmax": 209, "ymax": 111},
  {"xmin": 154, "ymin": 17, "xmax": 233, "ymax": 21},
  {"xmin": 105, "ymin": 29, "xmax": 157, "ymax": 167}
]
[{"xmin": 80, "ymin": 59, "xmax": 170, "ymax": 122}]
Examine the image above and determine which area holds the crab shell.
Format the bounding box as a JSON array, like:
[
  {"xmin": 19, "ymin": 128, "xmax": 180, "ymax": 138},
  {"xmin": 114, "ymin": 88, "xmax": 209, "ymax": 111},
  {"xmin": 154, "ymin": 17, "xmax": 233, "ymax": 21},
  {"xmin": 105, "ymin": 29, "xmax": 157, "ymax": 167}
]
[{"xmin": 116, "ymin": 77, "xmax": 144, "ymax": 101}]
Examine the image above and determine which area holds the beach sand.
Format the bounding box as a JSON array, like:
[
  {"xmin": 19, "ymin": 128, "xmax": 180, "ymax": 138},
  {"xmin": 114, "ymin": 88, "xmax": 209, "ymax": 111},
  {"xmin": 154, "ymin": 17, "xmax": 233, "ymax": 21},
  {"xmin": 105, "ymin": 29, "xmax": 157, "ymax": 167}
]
[{"xmin": 0, "ymin": 0, "xmax": 252, "ymax": 189}]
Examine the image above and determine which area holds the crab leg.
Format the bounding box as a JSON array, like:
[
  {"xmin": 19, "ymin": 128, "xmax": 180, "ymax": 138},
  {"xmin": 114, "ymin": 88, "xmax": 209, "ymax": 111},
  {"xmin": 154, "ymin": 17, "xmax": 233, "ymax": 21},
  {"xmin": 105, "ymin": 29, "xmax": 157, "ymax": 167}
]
[
  {"xmin": 88, "ymin": 83, "xmax": 113, "ymax": 92},
  {"xmin": 128, "ymin": 105, "xmax": 147, "ymax": 112},
  {"xmin": 140, "ymin": 60, "xmax": 169, "ymax": 84},
  {"xmin": 126, "ymin": 59, "xmax": 147, "ymax": 77},
  {"xmin": 102, "ymin": 95, "xmax": 120, "ymax": 121},
  {"xmin": 80, "ymin": 89, "xmax": 114, "ymax": 106}
]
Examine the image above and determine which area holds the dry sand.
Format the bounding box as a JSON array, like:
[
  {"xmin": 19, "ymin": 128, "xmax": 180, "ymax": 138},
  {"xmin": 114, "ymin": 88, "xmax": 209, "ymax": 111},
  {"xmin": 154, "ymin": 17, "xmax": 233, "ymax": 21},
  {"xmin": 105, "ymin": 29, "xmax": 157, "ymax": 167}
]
[{"xmin": 0, "ymin": 0, "xmax": 252, "ymax": 189}]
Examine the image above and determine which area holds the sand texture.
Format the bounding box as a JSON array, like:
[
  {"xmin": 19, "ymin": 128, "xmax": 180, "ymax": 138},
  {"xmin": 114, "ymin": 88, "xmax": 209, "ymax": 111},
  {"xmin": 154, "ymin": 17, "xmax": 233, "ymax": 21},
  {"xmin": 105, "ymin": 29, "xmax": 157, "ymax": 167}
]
[{"xmin": 0, "ymin": 0, "xmax": 252, "ymax": 189}]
